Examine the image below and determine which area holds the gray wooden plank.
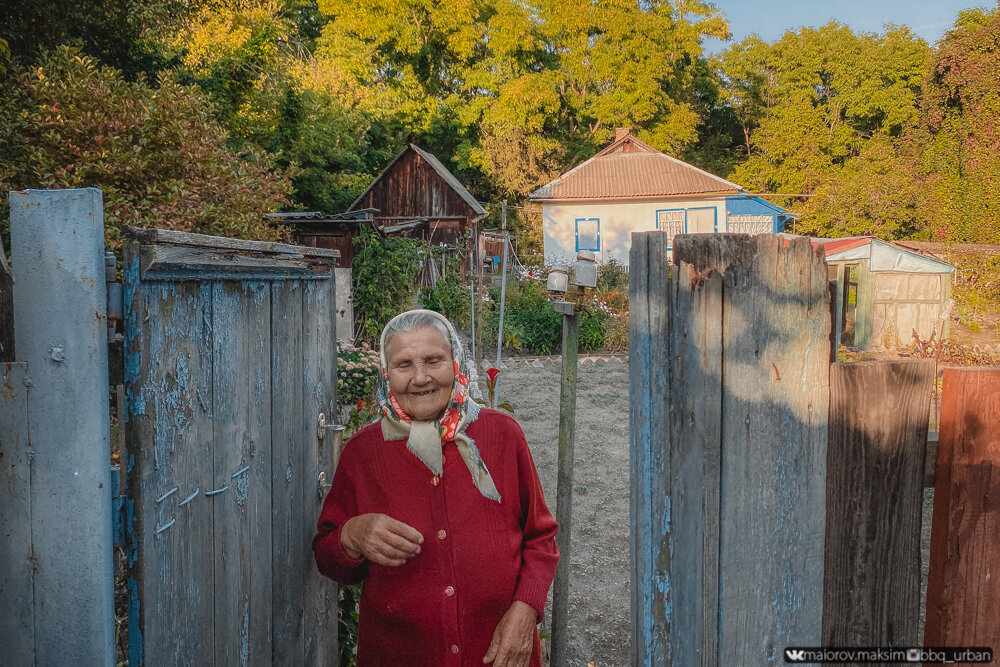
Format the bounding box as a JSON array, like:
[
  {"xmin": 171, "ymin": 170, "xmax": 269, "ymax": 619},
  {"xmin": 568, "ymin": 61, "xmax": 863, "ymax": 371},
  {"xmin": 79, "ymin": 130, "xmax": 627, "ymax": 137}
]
[
  {"xmin": 823, "ymin": 360, "xmax": 932, "ymax": 653},
  {"xmin": 628, "ymin": 231, "xmax": 671, "ymax": 666},
  {"xmin": 122, "ymin": 226, "xmax": 339, "ymax": 259},
  {"xmin": 0, "ymin": 362, "xmax": 35, "ymax": 665},
  {"xmin": 669, "ymin": 261, "xmax": 724, "ymax": 667},
  {"xmin": 628, "ymin": 232, "xmax": 651, "ymax": 667},
  {"xmin": 145, "ymin": 280, "xmax": 217, "ymax": 666},
  {"xmin": 301, "ymin": 275, "xmax": 339, "ymax": 666},
  {"xmin": 715, "ymin": 234, "xmax": 830, "ymax": 664},
  {"xmin": 138, "ymin": 243, "xmax": 337, "ymax": 282},
  {"xmin": 211, "ymin": 281, "xmax": 273, "ymax": 666},
  {"xmin": 271, "ymin": 280, "xmax": 306, "ymax": 663},
  {"xmin": 125, "ymin": 247, "xmax": 219, "ymax": 665}
]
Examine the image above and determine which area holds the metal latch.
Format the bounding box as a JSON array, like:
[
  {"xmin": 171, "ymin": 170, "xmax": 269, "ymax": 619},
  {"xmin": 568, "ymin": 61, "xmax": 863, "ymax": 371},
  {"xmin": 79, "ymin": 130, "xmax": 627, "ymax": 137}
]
[{"xmin": 317, "ymin": 413, "xmax": 345, "ymax": 441}]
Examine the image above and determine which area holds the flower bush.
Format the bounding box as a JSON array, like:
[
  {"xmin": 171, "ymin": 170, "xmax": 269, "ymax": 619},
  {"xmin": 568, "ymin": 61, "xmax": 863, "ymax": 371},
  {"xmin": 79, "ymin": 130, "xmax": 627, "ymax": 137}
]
[{"xmin": 336, "ymin": 340, "xmax": 381, "ymax": 406}]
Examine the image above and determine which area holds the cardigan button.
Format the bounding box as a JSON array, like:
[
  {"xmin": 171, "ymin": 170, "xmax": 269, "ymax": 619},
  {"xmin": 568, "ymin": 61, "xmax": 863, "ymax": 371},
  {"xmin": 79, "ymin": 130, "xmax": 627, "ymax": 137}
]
[
  {"xmin": 444, "ymin": 586, "xmax": 455, "ymax": 597},
  {"xmin": 431, "ymin": 476, "xmax": 440, "ymax": 486},
  {"xmin": 437, "ymin": 530, "xmax": 446, "ymax": 540},
  {"xmin": 451, "ymin": 644, "xmax": 459, "ymax": 654}
]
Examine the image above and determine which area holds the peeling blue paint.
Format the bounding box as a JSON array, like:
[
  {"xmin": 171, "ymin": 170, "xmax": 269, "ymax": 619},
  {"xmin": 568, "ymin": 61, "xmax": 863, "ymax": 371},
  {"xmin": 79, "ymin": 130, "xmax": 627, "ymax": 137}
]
[
  {"xmin": 285, "ymin": 466, "xmax": 292, "ymax": 483},
  {"xmin": 234, "ymin": 468, "xmax": 249, "ymax": 507},
  {"xmin": 127, "ymin": 576, "xmax": 143, "ymax": 665},
  {"xmin": 240, "ymin": 601, "xmax": 249, "ymax": 667}
]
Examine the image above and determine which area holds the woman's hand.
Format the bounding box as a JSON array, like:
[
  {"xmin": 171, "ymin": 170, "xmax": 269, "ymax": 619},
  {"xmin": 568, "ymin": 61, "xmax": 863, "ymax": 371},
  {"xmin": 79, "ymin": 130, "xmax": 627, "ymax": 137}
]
[
  {"xmin": 482, "ymin": 600, "xmax": 536, "ymax": 666},
  {"xmin": 340, "ymin": 513, "xmax": 424, "ymax": 567}
]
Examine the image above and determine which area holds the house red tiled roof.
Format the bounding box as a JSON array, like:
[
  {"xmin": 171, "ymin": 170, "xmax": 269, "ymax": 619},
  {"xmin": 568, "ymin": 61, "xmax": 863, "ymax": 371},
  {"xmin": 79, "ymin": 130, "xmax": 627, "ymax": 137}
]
[{"xmin": 529, "ymin": 132, "xmax": 741, "ymax": 200}]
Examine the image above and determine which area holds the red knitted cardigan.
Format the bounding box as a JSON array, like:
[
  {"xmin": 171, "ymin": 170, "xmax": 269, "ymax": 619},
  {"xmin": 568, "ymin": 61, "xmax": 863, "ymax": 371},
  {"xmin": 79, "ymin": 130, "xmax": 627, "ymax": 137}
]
[{"xmin": 313, "ymin": 409, "xmax": 559, "ymax": 667}]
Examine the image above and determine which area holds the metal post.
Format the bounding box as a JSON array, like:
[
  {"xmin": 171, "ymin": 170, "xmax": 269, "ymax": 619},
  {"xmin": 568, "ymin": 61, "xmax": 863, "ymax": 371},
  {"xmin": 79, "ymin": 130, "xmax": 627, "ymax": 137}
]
[
  {"xmin": 469, "ymin": 252, "xmax": 476, "ymax": 362},
  {"xmin": 550, "ymin": 302, "xmax": 579, "ymax": 667},
  {"xmin": 9, "ymin": 188, "xmax": 115, "ymax": 665},
  {"xmin": 494, "ymin": 200, "xmax": 509, "ymax": 405}
]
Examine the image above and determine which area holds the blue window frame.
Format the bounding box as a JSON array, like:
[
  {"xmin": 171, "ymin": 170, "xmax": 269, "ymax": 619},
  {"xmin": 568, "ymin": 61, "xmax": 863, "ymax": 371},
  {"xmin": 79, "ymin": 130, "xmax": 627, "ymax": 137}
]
[
  {"xmin": 655, "ymin": 208, "xmax": 687, "ymax": 251},
  {"xmin": 575, "ymin": 218, "xmax": 600, "ymax": 252}
]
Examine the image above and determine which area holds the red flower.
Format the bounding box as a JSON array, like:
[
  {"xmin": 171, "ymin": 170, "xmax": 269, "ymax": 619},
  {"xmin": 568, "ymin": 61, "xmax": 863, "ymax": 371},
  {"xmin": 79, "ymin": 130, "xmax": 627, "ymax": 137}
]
[
  {"xmin": 486, "ymin": 367, "xmax": 500, "ymax": 383},
  {"xmin": 356, "ymin": 399, "xmax": 364, "ymax": 411}
]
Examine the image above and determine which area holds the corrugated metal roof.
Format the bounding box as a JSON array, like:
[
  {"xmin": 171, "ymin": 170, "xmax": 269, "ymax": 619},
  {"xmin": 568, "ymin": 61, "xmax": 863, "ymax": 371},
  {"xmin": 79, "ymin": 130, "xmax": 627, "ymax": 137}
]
[
  {"xmin": 778, "ymin": 234, "xmax": 955, "ymax": 273},
  {"xmin": 349, "ymin": 144, "xmax": 487, "ymax": 218},
  {"xmin": 529, "ymin": 150, "xmax": 742, "ymax": 200}
]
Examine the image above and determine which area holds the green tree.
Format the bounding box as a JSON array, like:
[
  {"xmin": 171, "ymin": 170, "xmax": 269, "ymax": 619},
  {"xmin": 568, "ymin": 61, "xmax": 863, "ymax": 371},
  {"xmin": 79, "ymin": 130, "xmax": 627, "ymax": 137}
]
[
  {"xmin": 715, "ymin": 22, "xmax": 930, "ymax": 237},
  {"xmin": 914, "ymin": 7, "xmax": 1000, "ymax": 243},
  {"xmin": 0, "ymin": 47, "xmax": 291, "ymax": 249}
]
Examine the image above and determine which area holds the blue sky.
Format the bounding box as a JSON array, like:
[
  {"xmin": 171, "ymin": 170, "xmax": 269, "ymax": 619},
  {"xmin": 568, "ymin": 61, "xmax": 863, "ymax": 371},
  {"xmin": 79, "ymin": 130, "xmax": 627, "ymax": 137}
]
[{"xmin": 702, "ymin": 0, "xmax": 991, "ymax": 53}]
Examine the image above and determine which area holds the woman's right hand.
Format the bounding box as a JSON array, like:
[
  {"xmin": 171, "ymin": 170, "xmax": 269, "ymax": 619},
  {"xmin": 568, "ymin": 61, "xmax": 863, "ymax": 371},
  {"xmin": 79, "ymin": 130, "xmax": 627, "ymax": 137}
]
[{"xmin": 341, "ymin": 513, "xmax": 424, "ymax": 567}]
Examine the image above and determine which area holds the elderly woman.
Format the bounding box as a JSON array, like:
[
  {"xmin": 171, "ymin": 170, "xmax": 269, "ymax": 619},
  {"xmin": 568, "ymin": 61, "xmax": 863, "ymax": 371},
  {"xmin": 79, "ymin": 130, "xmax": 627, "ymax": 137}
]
[{"xmin": 313, "ymin": 309, "xmax": 559, "ymax": 667}]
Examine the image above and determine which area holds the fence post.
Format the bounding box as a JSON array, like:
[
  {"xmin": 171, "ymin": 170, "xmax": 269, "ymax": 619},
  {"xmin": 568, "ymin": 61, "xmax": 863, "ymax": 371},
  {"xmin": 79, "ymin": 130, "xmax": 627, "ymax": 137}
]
[
  {"xmin": 628, "ymin": 231, "xmax": 671, "ymax": 665},
  {"xmin": 9, "ymin": 188, "xmax": 115, "ymax": 665},
  {"xmin": 550, "ymin": 302, "xmax": 579, "ymax": 667},
  {"xmin": 823, "ymin": 360, "xmax": 933, "ymax": 649},
  {"xmin": 925, "ymin": 368, "xmax": 1000, "ymax": 652}
]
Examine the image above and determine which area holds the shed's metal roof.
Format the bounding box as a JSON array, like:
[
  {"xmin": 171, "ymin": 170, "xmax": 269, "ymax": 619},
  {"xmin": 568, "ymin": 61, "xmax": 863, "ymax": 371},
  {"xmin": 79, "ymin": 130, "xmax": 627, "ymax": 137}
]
[
  {"xmin": 779, "ymin": 235, "xmax": 956, "ymax": 274},
  {"xmin": 529, "ymin": 134, "xmax": 741, "ymax": 200}
]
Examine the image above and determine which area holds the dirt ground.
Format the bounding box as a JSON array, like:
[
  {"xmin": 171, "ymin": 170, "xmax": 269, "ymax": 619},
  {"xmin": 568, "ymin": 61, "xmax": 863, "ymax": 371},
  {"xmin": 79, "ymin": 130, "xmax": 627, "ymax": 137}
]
[{"xmin": 495, "ymin": 357, "xmax": 632, "ymax": 667}]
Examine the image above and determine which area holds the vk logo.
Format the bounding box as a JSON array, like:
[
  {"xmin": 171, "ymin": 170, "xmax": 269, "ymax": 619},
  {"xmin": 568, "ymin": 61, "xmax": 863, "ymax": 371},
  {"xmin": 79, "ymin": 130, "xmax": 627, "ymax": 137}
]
[{"xmin": 785, "ymin": 649, "xmax": 806, "ymax": 662}]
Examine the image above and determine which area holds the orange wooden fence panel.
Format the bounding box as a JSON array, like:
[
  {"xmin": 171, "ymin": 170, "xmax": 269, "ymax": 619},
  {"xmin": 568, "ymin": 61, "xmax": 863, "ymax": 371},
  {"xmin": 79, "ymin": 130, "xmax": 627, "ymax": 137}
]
[{"xmin": 925, "ymin": 368, "xmax": 1000, "ymax": 651}]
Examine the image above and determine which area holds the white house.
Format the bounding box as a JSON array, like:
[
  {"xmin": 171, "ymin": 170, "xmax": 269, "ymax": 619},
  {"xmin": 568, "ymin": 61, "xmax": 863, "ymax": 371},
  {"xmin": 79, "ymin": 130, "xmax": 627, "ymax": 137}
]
[{"xmin": 529, "ymin": 129, "xmax": 793, "ymax": 266}]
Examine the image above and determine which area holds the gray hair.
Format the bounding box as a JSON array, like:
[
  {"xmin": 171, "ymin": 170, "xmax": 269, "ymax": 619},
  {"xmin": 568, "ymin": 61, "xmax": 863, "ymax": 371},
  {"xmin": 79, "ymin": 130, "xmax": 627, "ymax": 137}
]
[{"xmin": 382, "ymin": 310, "xmax": 455, "ymax": 358}]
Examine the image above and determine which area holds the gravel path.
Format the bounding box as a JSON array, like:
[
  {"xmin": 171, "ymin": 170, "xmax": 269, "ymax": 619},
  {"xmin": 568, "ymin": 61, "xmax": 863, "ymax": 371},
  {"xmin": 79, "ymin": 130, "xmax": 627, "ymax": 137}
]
[{"xmin": 496, "ymin": 358, "xmax": 632, "ymax": 667}]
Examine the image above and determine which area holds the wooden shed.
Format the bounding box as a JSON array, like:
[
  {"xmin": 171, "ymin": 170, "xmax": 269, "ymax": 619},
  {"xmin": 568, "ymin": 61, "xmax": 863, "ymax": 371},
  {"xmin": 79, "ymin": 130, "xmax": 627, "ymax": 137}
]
[
  {"xmin": 269, "ymin": 209, "xmax": 376, "ymax": 269},
  {"xmin": 349, "ymin": 144, "xmax": 488, "ymax": 253},
  {"xmin": 800, "ymin": 236, "xmax": 956, "ymax": 350}
]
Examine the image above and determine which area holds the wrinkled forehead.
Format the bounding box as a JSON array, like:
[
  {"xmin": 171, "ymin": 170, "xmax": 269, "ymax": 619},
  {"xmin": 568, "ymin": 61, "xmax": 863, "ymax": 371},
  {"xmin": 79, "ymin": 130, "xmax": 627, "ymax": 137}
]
[{"xmin": 384, "ymin": 325, "xmax": 454, "ymax": 363}]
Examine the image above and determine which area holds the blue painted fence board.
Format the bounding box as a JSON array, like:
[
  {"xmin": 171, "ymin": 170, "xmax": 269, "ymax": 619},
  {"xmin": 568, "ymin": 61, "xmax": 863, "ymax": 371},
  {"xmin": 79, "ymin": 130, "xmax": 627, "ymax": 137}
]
[
  {"xmin": 124, "ymin": 231, "xmax": 338, "ymax": 666},
  {"xmin": 630, "ymin": 232, "xmax": 830, "ymax": 665},
  {"xmin": 628, "ymin": 232, "xmax": 672, "ymax": 665}
]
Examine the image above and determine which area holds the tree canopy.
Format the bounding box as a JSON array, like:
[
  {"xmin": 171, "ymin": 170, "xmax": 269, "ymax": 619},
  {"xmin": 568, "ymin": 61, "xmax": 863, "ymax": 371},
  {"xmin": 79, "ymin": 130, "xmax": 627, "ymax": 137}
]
[{"xmin": 1, "ymin": 1, "xmax": 998, "ymax": 247}]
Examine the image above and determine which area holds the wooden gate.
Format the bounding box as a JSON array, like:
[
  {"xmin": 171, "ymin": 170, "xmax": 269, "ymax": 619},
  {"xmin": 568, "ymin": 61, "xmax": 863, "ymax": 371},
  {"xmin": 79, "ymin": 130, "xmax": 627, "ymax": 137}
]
[{"xmin": 123, "ymin": 228, "xmax": 340, "ymax": 666}]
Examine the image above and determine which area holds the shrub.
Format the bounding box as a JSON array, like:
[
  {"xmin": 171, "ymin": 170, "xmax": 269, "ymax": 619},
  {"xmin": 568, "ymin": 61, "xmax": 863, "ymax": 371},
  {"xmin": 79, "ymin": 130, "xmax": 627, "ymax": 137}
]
[
  {"xmin": 351, "ymin": 226, "xmax": 423, "ymax": 343},
  {"xmin": 419, "ymin": 276, "xmax": 471, "ymax": 331},
  {"xmin": 336, "ymin": 341, "xmax": 380, "ymax": 406},
  {"xmin": 597, "ymin": 258, "xmax": 628, "ymax": 292},
  {"xmin": 483, "ymin": 278, "xmax": 607, "ymax": 355},
  {"xmin": 0, "ymin": 47, "xmax": 292, "ymax": 251}
]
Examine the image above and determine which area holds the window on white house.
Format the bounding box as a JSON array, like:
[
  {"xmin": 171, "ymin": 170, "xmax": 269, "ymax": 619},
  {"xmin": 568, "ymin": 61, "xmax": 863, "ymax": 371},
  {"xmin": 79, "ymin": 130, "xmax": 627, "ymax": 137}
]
[
  {"xmin": 727, "ymin": 214, "xmax": 773, "ymax": 235},
  {"xmin": 575, "ymin": 218, "xmax": 600, "ymax": 252},
  {"xmin": 656, "ymin": 209, "xmax": 686, "ymax": 249}
]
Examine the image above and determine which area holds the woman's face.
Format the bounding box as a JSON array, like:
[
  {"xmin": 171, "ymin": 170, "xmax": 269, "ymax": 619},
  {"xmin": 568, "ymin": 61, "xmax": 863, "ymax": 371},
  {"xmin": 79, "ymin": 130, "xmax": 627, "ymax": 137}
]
[{"xmin": 385, "ymin": 326, "xmax": 455, "ymax": 421}]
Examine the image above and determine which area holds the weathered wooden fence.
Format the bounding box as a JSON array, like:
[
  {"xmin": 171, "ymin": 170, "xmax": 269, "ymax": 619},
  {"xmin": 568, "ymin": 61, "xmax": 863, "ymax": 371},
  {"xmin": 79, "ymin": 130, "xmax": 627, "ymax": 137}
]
[
  {"xmin": 123, "ymin": 227, "xmax": 340, "ymax": 665},
  {"xmin": 630, "ymin": 231, "xmax": 1000, "ymax": 666},
  {"xmin": 1, "ymin": 189, "xmax": 345, "ymax": 666}
]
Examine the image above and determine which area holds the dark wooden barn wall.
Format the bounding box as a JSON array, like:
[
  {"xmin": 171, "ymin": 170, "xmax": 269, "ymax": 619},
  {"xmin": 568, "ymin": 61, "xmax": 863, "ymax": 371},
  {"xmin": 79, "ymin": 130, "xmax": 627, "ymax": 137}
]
[{"xmin": 356, "ymin": 150, "xmax": 477, "ymax": 221}]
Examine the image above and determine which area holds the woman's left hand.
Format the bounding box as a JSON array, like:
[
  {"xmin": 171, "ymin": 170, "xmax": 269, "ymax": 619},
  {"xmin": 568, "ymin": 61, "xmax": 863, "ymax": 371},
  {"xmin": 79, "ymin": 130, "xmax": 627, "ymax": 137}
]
[{"xmin": 482, "ymin": 600, "xmax": 536, "ymax": 666}]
